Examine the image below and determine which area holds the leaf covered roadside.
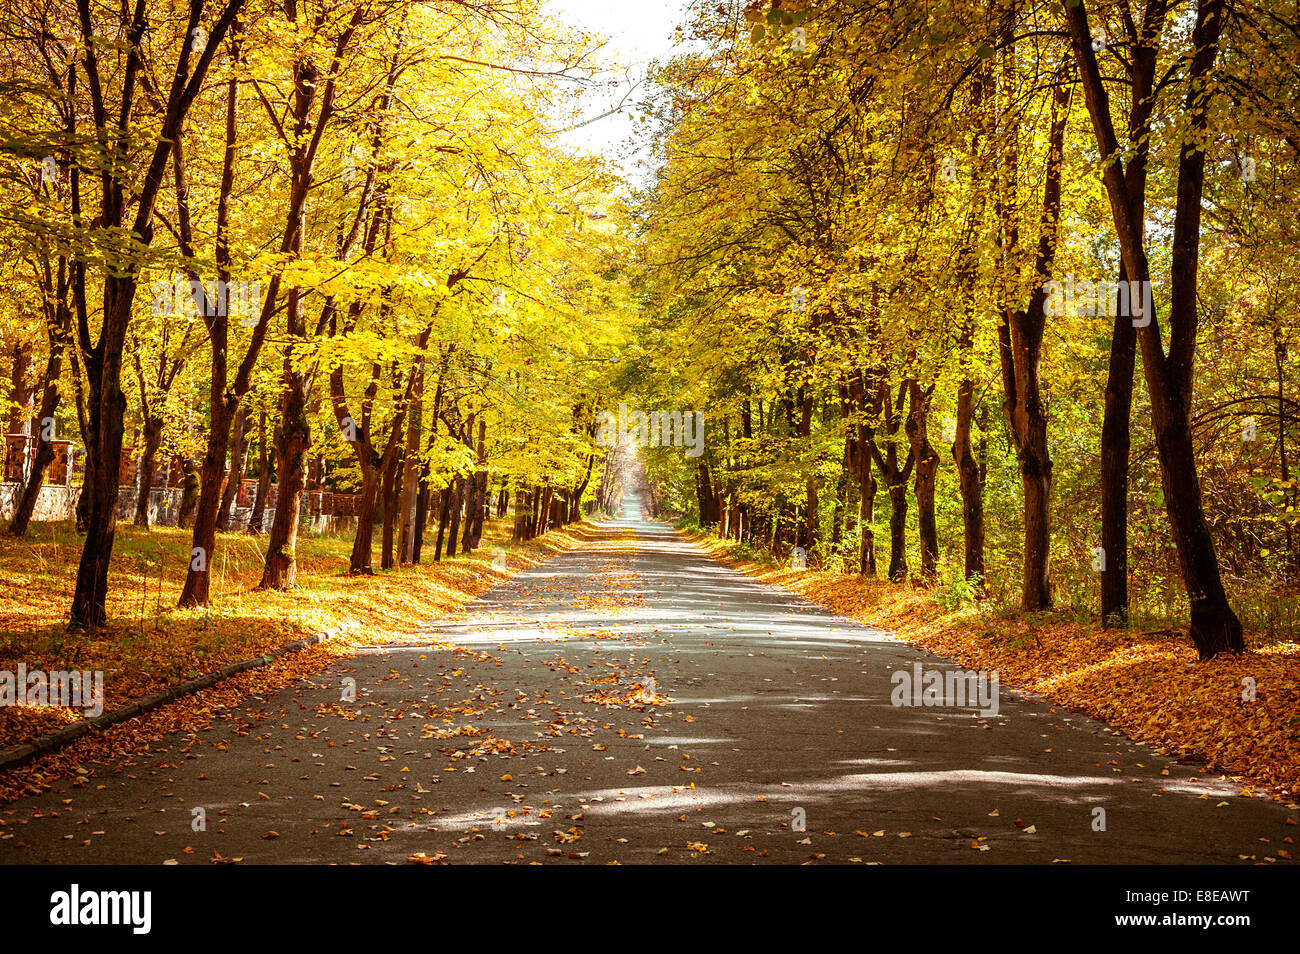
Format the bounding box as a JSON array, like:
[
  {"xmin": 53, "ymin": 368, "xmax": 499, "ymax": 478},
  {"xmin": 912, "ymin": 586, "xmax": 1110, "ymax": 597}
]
[
  {"xmin": 693, "ymin": 534, "xmax": 1300, "ymax": 801},
  {"xmin": 0, "ymin": 518, "xmax": 594, "ymax": 802}
]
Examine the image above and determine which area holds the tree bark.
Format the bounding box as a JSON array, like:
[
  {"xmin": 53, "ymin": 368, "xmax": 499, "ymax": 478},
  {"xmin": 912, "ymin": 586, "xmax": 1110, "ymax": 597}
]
[
  {"xmin": 1066, "ymin": 0, "xmax": 1242, "ymax": 656},
  {"xmin": 444, "ymin": 476, "xmax": 463, "ymax": 557},
  {"xmin": 995, "ymin": 50, "xmax": 1069, "ymax": 612},
  {"xmin": 248, "ymin": 414, "xmax": 272, "ymax": 534},
  {"xmin": 905, "ymin": 380, "xmax": 939, "ymax": 582},
  {"xmin": 132, "ymin": 414, "xmax": 164, "ymax": 527},
  {"xmin": 216, "ymin": 404, "xmax": 249, "ymax": 531},
  {"xmin": 380, "ymin": 442, "xmax": 400, "ymax": 570},
  {"xmin": 1097, "ymin": 0, "xmax": 1165, "ymax": 626},
  {"xmin": 72, "ymin": 0, "xmax": 245, "ymax": 627}
]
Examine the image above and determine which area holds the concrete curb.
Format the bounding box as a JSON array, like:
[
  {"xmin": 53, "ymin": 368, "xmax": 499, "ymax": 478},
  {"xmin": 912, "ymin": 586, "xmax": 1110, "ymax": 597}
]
[{"xmin": 0, "ymin": 628, "xmax": 340, "ymax": 773}]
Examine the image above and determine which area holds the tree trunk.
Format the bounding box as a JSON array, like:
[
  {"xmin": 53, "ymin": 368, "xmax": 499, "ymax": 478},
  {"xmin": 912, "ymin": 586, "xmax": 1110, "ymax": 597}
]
[
  {"xmin": 1066, "ymin": 0, "xmax": 1242, "ymax": 656},
  {"xmin": 259, "ymin": 367, "xmax": 310, "ymax": 590},
  {"xmin": 413, "ymin": 478, "xmax": 429, "ymax": 564},
  {"xmin": 217, "ymin": 404, "xmax": 249, "ymax": 531},
  {"xmin": 512, "ymin": 485, "xmax": 528, "ymax": 541},
  {"xmin": 538, "ymin": 485, "xmax": 554, "ymax": 535},
  {"xmin": 444, "ymin": 476, "xmax": 463, "ymax": 557},
  {"xmin": 1096, "ymin": 0, "xmax": 1163, "ymax": 626},
  {"xmin": 178, "ymin": 402, "xmax": 235, "ymax": 606},
  {"xmin": 460, "ymin": 414, "xmax": 478, "ymax": 553},
  {"xmin": 132, "ymin": 414, "xmax": 164, "ymax": 527},
  {"xmin": 380, "ymin": 445, "xmax": 400, "ymax": 570},
  {"xmin": 70, "ymin": 282, "xmax": 133, "ymax": 628},
  {"xmin": 953, "ymin": 381, "xmax": 985, "ymax": 589},
  {"xmin": 69, "ymin": 0, "xmax": 244, "ymax": 628},
  {"xmin": 886, "ymin": 479, "xmax": 908, "ymax": 583},
  {"xmin": 995, "ymin": 53, "xmax": 1068, "ymax": 613},
  {"xmin": 435, "ymin": 483, "xmax": 452, "ymax": 559},
  {"xmin": 859, "ymin": 463, "xmax": 877, "ymax": 577},
  {"xmin": 399, "ymin": 365, "xmax": 422, "ymax": 563},
  {"xmin": 248, "ymin": 415, "xmax": 272, "ymax": 534},
  {"xmin": 905, "ymin": 381, "xmax": 939, "ymax": 582},
  {"xmin": 349, "ymin": 466, "xmax": 381, "ymax": 575},
  {"xmin": 470, "ymin": 417, "xmax": 487, "ymax": 545},
  {"xmin": 1099, "ymin": 298, "xmax": 1136, "ymax": 624},
  {"xmin": 6, "ymin": 340, "xmax": 32, "ymax": 436}
]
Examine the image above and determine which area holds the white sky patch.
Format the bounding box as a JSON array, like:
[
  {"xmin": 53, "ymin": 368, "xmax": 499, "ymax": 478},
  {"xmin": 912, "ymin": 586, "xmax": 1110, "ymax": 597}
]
[{"xmin": 542, "ymin": 0, "xmax": 697, "ymax": 182}]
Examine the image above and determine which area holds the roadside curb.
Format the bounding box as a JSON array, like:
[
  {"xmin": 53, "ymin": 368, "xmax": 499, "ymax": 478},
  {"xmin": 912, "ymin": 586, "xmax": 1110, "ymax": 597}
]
[{"xmin": 0, "ymin": 628, "xmax": 341, "ymax": 773}]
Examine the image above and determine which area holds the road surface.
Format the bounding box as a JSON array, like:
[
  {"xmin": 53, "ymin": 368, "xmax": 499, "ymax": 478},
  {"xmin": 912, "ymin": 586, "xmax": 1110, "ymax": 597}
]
[{"xmin": 2, "ymin": 493, "xmax": 1294, "ymax": 864}]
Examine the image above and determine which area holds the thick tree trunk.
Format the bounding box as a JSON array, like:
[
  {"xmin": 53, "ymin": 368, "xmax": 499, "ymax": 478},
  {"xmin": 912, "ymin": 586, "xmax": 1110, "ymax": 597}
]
[
  {"xmin": 70, "ymin": 281, "xmax": 132, "ymax": 628},
  {"xmin": 512, "ymin": 485, "xmax": 528, "ymax": 541},
  {"xmin": 349, "ymin": 467, "xmax": 380, "ymax": 575},
  {"xmin": 886, "ymin": 480, "xmax": 908, "ymax": 583},
  {"xmin": 1096, "ymin": 0, "xmax": 1163, "ymax": 626},
  {"xmin": 1019, "ymin": 440, "xmax": 1053, "ymax": 609},
  {"xmin": 859, "ymin": 464, "xmax": 877, "ymax": 577}
]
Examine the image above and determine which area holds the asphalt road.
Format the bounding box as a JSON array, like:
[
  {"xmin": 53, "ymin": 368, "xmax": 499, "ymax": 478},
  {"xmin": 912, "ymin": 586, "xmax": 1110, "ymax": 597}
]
[{"xmin": 2, "ymin": 493, "xmax": 1295, "ymax": 865}]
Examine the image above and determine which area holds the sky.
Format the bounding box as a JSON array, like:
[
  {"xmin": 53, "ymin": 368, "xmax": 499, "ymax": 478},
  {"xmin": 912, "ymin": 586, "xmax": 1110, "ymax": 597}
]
[{"xmin": 542, "ymin": 0, "xmax": 697, "ymax": 181}]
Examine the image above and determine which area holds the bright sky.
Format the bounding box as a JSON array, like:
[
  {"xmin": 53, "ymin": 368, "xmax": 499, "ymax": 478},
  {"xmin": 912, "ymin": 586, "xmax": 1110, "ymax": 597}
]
[{"xmin": 543, "ymin": 0, "xmax": 697, "ymax": 181}]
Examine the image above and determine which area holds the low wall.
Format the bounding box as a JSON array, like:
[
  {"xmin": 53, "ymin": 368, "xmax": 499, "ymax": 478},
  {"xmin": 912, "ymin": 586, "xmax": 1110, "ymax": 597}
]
[
  {"xmin": 2, "ymin": 482, "xmax": 358, "ymax": 535},
  {"xmin": 114, "ymin": 487, "xmax": 185, "ymax": 525},
  {"xmin": 0, "ymin": 483, "xmax": 185, "ymax": 525},
  {"xmin": 0, "ymin": 483, "xmax": 80, "ymax": 523}
]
